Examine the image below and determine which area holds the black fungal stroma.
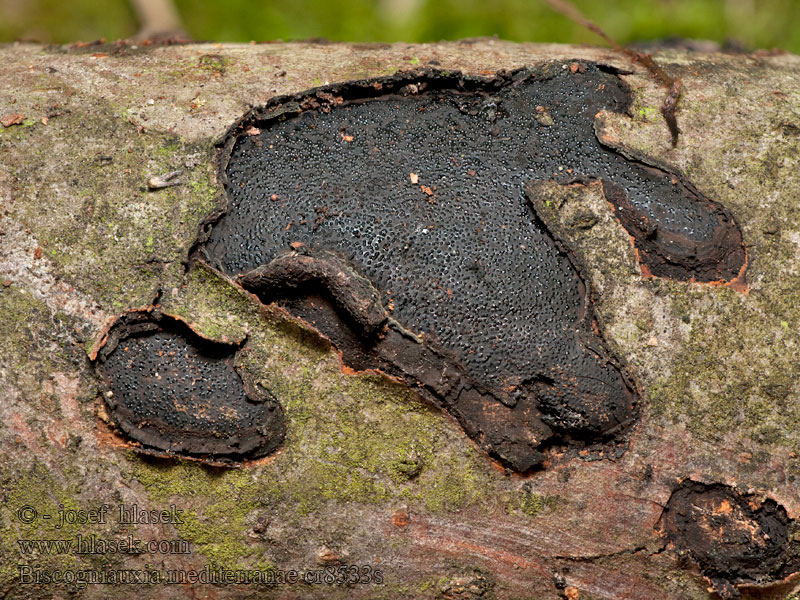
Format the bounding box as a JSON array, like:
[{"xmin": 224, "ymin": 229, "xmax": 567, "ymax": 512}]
[
  {"xmin": 193, "ymin": 63, "xmax": 744, "ymax": 470},
  {"xmin": 95, "ymin": 311, "xmax": 285, "ymax": 463}
]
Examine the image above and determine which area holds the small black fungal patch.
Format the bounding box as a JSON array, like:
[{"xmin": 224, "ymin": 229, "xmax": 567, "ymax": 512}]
[
  {"xmin": 94, "ymin": 311, "xmax": 285, "ymax": 463},
  {"xmin": 658, "ymin": 480, "xmax": 800, "ymax": 598},
  {"xmin": 197, "ymin": 64, "xmax": 743, "ymax": 470}
]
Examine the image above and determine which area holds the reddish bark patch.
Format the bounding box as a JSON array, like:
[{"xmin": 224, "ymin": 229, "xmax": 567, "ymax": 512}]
[{"xmin": 1, "ymin": 113, "xmax": 24, "ymax": 128}]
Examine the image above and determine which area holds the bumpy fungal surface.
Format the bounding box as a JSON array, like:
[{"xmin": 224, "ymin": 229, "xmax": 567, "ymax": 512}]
[
  {"xmin": 658, "ymin": 480, "xmax": 800, "ymax": 598},
  {"xmin": 95, "ymin": 311, "xmax": 285, "ymax": 463},
  {"xmin": 197, "ymin": 64, "xmax": 744, "ymax": 470}
]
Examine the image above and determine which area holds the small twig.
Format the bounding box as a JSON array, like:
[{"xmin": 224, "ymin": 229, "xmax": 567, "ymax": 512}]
[
  {"xmin": 129, "ymin": 0, "xmax": 186, "ymax": 40},
  {"xmin": 542, "ymin": 0, "xmax": 622, "ymax": 51},
  {"xmin": 542, "ymin": 0, "xmax": 683, "ymax": 146},
  {"xmin": 147, "ymin": 170, "xmax": 183, "ymax": 190},
  {"xmin": 659, "ymin": 78, "xmax": 683, "ymax": 146}
]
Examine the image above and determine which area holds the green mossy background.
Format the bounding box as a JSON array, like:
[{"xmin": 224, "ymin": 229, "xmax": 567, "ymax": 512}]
[{"xmin": 2, "ymin": 0, "xmax": 800, "ymax": 52}]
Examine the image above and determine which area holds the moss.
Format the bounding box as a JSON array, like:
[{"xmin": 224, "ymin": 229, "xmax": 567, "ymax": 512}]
[
  {"xmin": 0, "ymin": 118, "xmax": 38, "ymax": 143},
  {"xmin": 6, "ymin": 47, "xmax": 800, "ymax": 595},
  {"xmin": 511, "ymin": 490, "xmax": 559, "ymax": 519},
  {"xmin": 275, "ymin": 461, "xmax": 392, "ymax": 516},
  {"xmin": 154, "ymin": 136, "xmax": 181, "ymax": 158},
  {"xmin": 159, "ymin": 261, "xmax": 254, "ymax": 344},
  {"xmin": 130, "ymin": 403, "xmax": 485, "ymax": 563},
  {"xmin": 4, "ymin": 101, "xmax": 219, "ymax": 316},
  {"xmin": 644, "ymin": 208, "xmax": 800, "ymax": 461},
  {"xmin": 648, "ymin": 281, "xmax": 800, "ymax": 455},
  {"xmin": 131, "ymin": 460, "xmax": 270, "ymax": 569},
  {"xmin": 517, "ymin": 61, "xmax": 800, "ymax": 498},
  {"xmin": 257, "ymin": 367, "xmax": 493, "ymax": 515},
  {"xmin": 129, "ymin": 264, "xmax": 500, "ymax": 567},
  {"xmin": 0, "ymin": 287, "xmax": 47, "ymax": 362},
  {"xmin": 197, "ymin": 54, "xmax": 230, "ymax": 75},
  {"xmin": 130, "ymin": 262, "xmax": 500, "ymax": 567},
  {"xmin": 0, "ymin": 462, "xmax": 112, "ymax": 588},
  {"xmin": 634, "ymin": 105, "xmax": 659, "ymax": 123},
  {"xmin": 0, "ymin": 286, "xmax": 77, "ymax": 390},
  {"xmin": 598, "ymin": 60, "xmax": 800, "ymax": 480}
]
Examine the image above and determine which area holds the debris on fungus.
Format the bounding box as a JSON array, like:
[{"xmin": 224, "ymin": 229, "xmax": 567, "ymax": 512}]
[
  {"xmin": 93, "ymin": 310, "xmax": 285, "ymax": 464},
  {"xmin": 658, "ymin": 480, "xmax": 800, "ymax": 598}
]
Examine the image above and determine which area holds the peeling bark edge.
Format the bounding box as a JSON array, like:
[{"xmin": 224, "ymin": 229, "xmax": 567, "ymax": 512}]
[
  {"xmin": 92, "ymin": 309, "xmax": 286, "ymax": 464},
  {"xmin": 593, "ymin": 133, "xmax": 748, "ymax": 289},
  {"xmin": 525, "ymin": 180, "xmax": 642, "ymax": 434}
]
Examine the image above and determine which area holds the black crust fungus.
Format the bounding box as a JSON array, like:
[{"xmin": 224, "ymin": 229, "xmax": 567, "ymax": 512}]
[
  {"xmin": 94, "ymin": 311, "xmax": 285, "ymax": 464},
  {"xmin": 658, "ymin": 480, "xmax": 800, "ymax": 598},
  {"xmin": 195, "ymin": 64, "xmax": 744, "ymax": 471}
]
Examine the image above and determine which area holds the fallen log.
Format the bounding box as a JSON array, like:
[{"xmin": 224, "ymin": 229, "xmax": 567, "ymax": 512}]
[{"xmin": 0, "ymin": 39, "xmax": 798, "ymax": 600}]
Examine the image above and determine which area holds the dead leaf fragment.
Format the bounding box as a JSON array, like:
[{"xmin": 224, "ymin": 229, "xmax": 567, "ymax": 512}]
[
  {"xmin": 565, "ymin": 586, "xmax": 580, "ymax": 600},
  {"xmin": 245, "ymin": 126, "xmax": 261, "ymax": 136},
  {"xmin": 33, "ymin": 246, "xmax": 43, "ymax": 260},
  {"xmin": 409, "ymin": 172, "xmax": 419, "ymax": 184},
  {"xmin": 128, "ymin": 116, "xmax": 146, "ymax": 134},
  {"xmin": 316, "ymin": 547, "xmax": 341, "ymax": 565},
  {"xmin": 420, "ymin": 185, "xmax": 433, "ymax": 196},
  {"xmin": 341, "ymin": 132, "xmax": 354, "ymax": 142},
  {"xmin": 1, "ymin": 113, "xmax": 24, "ymax": 128},
  {"xmin": 391, "ymin": 510, "xmax": 409, "ymax": 528}
]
